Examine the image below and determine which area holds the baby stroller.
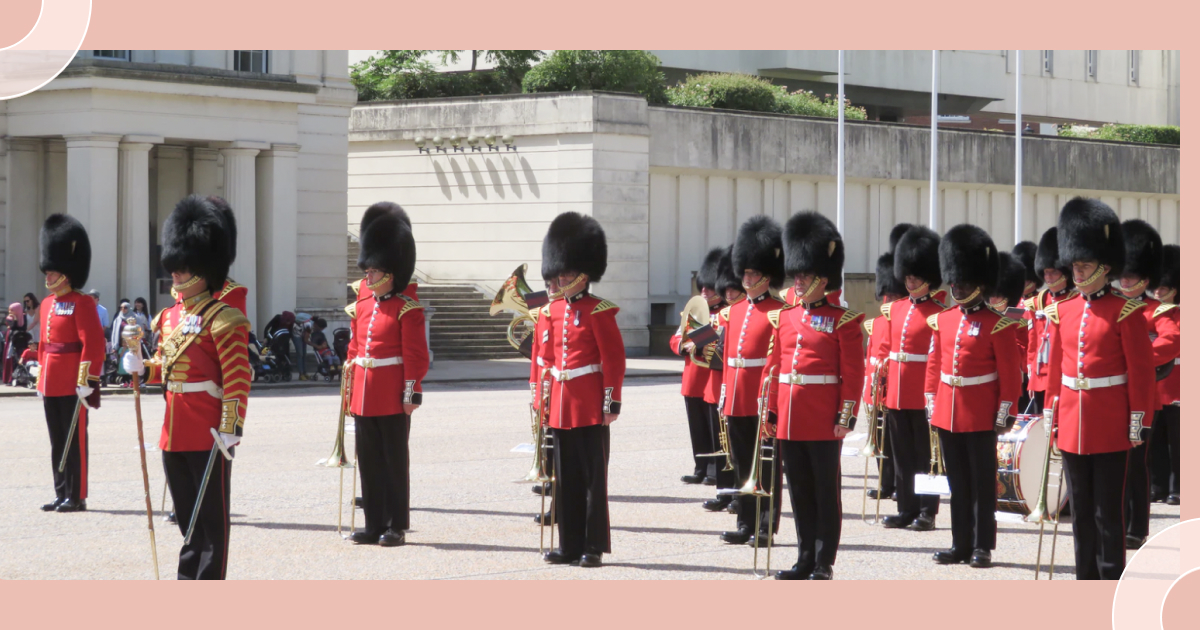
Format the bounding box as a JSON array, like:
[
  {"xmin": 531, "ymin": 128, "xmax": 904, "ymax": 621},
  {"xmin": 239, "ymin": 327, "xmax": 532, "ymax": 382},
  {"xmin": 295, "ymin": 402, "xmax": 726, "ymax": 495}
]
[
  {"xmin": 258, "ymin": 328, "xmax": 294, "ymax": 383},
  {"xmin": 7, "ymin": 331, "xmax": 34, "ymax": 388},
  {"xmin": 333, "ymin": 328, "xmax": 351, "ymax": 365}
]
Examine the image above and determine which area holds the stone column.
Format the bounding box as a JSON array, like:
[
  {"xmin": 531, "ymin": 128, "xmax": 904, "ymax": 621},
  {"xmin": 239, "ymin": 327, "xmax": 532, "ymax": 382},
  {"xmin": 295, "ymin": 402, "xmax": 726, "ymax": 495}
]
[
  {"xmin": 255, "ymin": 143, "xmax": 300, "ymax": 333},
  {"xmin": 4, "ymin": 138, "xmax": 44, "ymax": 303},
  {"xmin": 191, "ymin": 147, "xmax": 220, "ymax": 197},
  {"xmin": 218, "ymin": 142, "xmax": 266, "ymax": 327},
  {"xmin": 65, "ymin": 134, "xmax": 121, "ymax": 305},
  {"xmin": 117, "ymin": 135, "xmax": 161, "ymax": 303}
]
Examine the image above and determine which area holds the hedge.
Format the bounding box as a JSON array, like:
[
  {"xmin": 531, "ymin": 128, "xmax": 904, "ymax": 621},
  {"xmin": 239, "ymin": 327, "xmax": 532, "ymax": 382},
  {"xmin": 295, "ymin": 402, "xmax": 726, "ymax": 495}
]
[
  {"xmin": 666, "ymin": 73, "xmax": 867, "ymax": 120},
  {"xmin": 1059, "ymin": 123, "xmax": 1180, "ymax": 146},
  {"xmin": 522, "ymin": 50, "xmax": 668, "ymax": 104}
]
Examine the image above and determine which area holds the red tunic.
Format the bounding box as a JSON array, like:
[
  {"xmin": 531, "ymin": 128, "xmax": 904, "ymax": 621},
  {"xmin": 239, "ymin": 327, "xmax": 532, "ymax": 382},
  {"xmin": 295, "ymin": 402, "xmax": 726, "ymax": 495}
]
[
  {"xmin": 1141, "ymin": 299, "xmax": 1180, "ymax": 409},
  {"xmin": 861, "ymin": 309, "xmax": 892, "ymax": 404},
  {"xmin": 37, "ymin": 289, "xmax": 106, "ymax": 397},
  {"xmin": 345, "ymin": 289, "xmax": 430, "ymax": 417},
  {"xmin": 144, "ymin": 292, "xmax": 252, "ymax": 452},
  {"xmin": 1155, "ymin": 303, "xmax": 1180, "ymax": 406},
  {"xmin": 870, "ymin": 295, "xmax": 947, "ymax": 410},
  {"xmin": 764, "ymin": 299, "xmax": 865, "ymax": 441},
  {"xmin": 538, "ymin": 292, "xmax": 626, "ymax": 429},
  {"xmin": 1025, "ymin": 288, "xmax": 1076, "ymax": 393},
  {"xmin": 669, "ymin": 304, "xmax": 722, "ymax": 399},
  {"xmin": 529, "ymin": 303, "xmax": 553, "ymax": 407},
  {"xmin": 1045, "ymin": 289, "xmax": 1155, "ymax": 455},
  {"xmin": 924, "ymin": 305, "xmax": 1023, "ymax": 433},
  {"xmin": 704, "ymin": 305, "xmax": 733, "ymax": 405},
  {"xmin": 719, "ymin": 293, "xmax": 786, "ymax": 417},
  {"xmin": 216, "ymin": 279, "xmax": 248, "ymax": 316}
]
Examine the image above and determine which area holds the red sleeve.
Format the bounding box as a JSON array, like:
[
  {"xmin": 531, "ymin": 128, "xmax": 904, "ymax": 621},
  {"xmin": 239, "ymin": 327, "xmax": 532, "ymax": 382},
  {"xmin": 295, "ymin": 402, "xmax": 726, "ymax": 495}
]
[
  {"xmin": 670, "ymin": 326, "xmax": 685, "ymax": 357},
  {"xmin": 764, "ymin": 320, "xmax": 782, "ymax": 414},
  {"xmin": 1026, "ymin": 314, "xmax": 1039, "ymax": 389},
  {"xmin": 1151, "ymin": 311, "xmax": 1180, "ymax": 367},
  {"xmin": 1045, "ymin": 317, "xmax": 1063, "ymax": 429},
  {"xmin": 77, "ymin": 296, "xmax": 106, "ymax": 386},
  {"xmin": 1121, "ymin": 305, "xmax": 1155, "ymax": 428},
  {"xmin": 594, "ymin": 308, "xmax": 626, "ymax": 414},
  {"xmin": 865, "ymin": 313, "xmax": 891, "ymax": 404},
  {"xmin": 400, "ymin": 305, "xmax": 430, "ymax": 401},
  {"xmin": 214, "ymin": 317, "xmax": 252, "ymax": 436},
  {"xmin": 923, "ymin": 315, "xmax": 941, "ymax": 397},
  {"xmin": 993, "ymin": 322, "xmax": 1023, "ymax": 420},
  {"xmin": 839, "ymin": 315, "xmax": 865, "ymax": 419},
  {"xmin": 345, "ymin": 305, "xmax": 360, "ymax": 363}
]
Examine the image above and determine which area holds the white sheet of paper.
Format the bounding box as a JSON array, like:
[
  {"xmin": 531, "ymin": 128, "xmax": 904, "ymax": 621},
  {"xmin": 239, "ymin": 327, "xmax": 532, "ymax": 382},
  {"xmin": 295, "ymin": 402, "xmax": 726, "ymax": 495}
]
[
  {"xmin": 842, "ymin": 446, "xmax": 860, "ymax": 457},
  {"xmin": 914, "ymin": 474, "xmax": 951, "ymax": 495},
  {"xmin": 844, "ymin": 432, "xmax": 867, "ymax": 442},
  {"xmin": 995, "ymin": 511, "xmax": 1027, "ymax": 524},
  {"xmin": 511, "ymin": 443, "xmax": 536, "ymax": 453}
]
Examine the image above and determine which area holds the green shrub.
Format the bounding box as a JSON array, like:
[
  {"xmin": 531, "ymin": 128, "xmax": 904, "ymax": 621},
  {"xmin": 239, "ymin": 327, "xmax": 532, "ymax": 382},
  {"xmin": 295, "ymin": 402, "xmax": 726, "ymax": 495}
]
[
  {"xmin": 666, "ymin": 72, "xmax": 868, "ymax": 120},
  {"xmin": 775, "ymin": 88, "xmax": 868, "ymax": 120},
  {"xmin": 351, "ymin": 50, "xmax": 534, "ymax": 101},
  {"xmin": 521, "ymin": 50, "xmax": 668, "ymax": 104},
  {"xmin": 1059, "ymin": 123, "xmax": 1179, "ymax": 145}
]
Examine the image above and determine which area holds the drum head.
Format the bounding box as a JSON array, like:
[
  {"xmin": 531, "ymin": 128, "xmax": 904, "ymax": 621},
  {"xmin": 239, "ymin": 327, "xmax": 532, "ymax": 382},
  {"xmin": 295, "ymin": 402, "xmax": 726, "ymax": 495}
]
[{"xmin": 1015, "ymin": 416, "xmax": 1067, "ymax": 518}]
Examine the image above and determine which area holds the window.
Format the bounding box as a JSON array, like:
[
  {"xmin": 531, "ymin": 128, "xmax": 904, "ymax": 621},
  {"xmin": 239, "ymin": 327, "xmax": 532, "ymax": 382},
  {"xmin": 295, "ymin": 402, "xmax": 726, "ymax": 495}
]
[
  {"xmin": 1086, "ymin": 50, "xmax": 1098, "ymax": 80},
  {"xmin": 234, "ymin": 50, "xmax": 269, "ymax": 73},
  {"xmin": 1129, "ymin": 50, "xmax": 1141, "ymax": 85},
  {"xmin": 1041, "ymin": 50, "xmax": 1054, "ymax": 76},
  {"xmin": 92, "ymin": 50, "xmax": 129, "ymax": 60}
]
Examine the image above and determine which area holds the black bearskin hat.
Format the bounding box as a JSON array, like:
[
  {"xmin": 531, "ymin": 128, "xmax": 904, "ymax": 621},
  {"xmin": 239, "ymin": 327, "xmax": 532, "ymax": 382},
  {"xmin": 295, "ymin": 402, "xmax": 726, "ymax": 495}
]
[
  {"xmin": 161, "ymin": 195, "xmax": 233, "ymax": 289},
  {"xmin": 784, "ymin": 211, "xmax": 844, "ymax": 282},
  {"xmin": 1161, "ymin": 244, "xmax": 1179, "ymax": 297},
  {"xmin": 1058, "ymin": 197, "xmax": 1124, "ymax": 275},
  {"xmin": 995, "ymin": 252, "xmax": 1027, "ymax": 306},
  {"xmin": 696, "ymin": 247, "xmax": 724, "ymax": 292},
  {"xmin": 940, "ymin": 224, "xmax": 999, "ymax": 296},
  {"xmin": 357, "ymin": 201, "xmax": 417, "ymax": 287},
  {"xmin": 541, "ymin": 212, "xmax": 608, "ymax": 282},
  {"xmin": 875, "ymin": 252, "xmax": 904, "ymax": 300},
  {"xmin": 733, "ymin": 215, "xmax": 785, "ymax": 289},
  {"xmin": 715, "ymin": 246, "xmax": 742, "ymax": 297},
  {"xmin": 39, "ymin": 214, "xmax": 92, "ymax": 289},
  {"xmin": 894, "ymin": 225, "xmax": 942, "ymax": 289},
  {"xmin": 1012, "ymin": 241, "xmax": 1039, "ymax": 289},
  {"xmin": 889, "ymin": 223, "xmax": 914, "ymax": 254},
  {"xmin": 206, "ymin": 196, "xmax": 237, "ymax": 262},
  {"xmin": 1035, "ymin": 227, "xmax": 1073, "ymax": 290},
  {"xmin": 1120, "ymin": 219, "xmax": 1163, "ymax": 289}
]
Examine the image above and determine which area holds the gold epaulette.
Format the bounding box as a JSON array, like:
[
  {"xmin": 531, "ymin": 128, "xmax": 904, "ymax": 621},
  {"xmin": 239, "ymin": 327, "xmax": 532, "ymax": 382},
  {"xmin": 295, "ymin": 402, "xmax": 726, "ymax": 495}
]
[
  {"xmin": 925, "ymin": 313, "xmax": 939, "ymax": 331},
  {"xmin": 1117, "ymin": 297, "xmax": 1146, "ymax": 323},
  {"xmin": 541, "ymin": 304, "xmax": 551, "ymax": 318},
  {"xmin": 993, "ymin": 317, "xmax": 1020, "ymax": 334},
  {"xmin": 719, "ymin": 305, "xmax": 732, "ymax": 322},
  {"xmin": 151, "ymin": 309, "xmax": 165, "ymax": 332},
  {"xmin": 397, "ymin": 295, "xmax": 425, "ymax": 319},
  {"xmin": 348, "ymin": 280, "xmax": 362, "ymax": 297},
  {"xmin": 880, "ymin": 301, "xmax": 893, "ymax": 321},
  {"xmin": 1024, "ymin": 296, "xmax": 1038, "ymax": 311},
  {"xmin": 219, "ymin": 279, "xmax": 244, "ymax": 299},
  {"xmin": 211, "ymin": 306, "xmax": 250, "ymax": 337},
  {"xmin": 529, "ymin": 307, "xmax": 541, "ymax": 323},
  {"xmin": 1154, "ymin": 303, "xmax": 1179, "ymax": 318},
  {"xmin": 768, "ymin": 308, "xmax": 783, "ymax": 329},
  {"xmin": 837, "ymin": 309, "xmax": 863, "ymax": 329},
  {"xmin": 1043, "ymin": 302, "xmax": 1060, "ymax": 324},
  {"xmin": 344, "ymin": 303, "xmax": 356, "ymax": 318},
  {"xmin": 863, "ymin": 319, "xmax": 874, "ymax": 336},
  {"xmin": 592, "ymin": 299, "xmax": 619, "ymax": 315}
]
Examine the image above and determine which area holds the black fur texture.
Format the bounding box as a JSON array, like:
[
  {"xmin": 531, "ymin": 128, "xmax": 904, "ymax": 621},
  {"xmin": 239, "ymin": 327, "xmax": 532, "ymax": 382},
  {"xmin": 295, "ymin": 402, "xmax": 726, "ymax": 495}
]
[
  {"xmin": 696, "ymin": 247, "xmax": 724, "ymax": 291},
  {"xmin": 784, "ymin": 211, "xmax": 844, "ymax": 283},
  {"xmin": 39, "ymin": 214, "xmax": 92, "ymax": 290},
  {"xmin": 874, "ymin": 252, "xmax": 904, "ymax": 300},
  {"xmin": 894, "ymin": 225, "xmax": 942, "ymax": 289},
  {"xmin": 939, "ymin": 224, "xmax": 999, "ymax": 295},
  {"xmin": 161, "ymin": 195, "xmax": 233, "ymax": 289},
  {"xmin": 1012, "ymin": 241, "xmax": 1039, "ymax": 287},
  {"xmin": 356, "ymin": 201, "xmax": 417, "ymax": 287},
  {"xmin": 733, "ymin": 215, "xmax": 785, "ymax": 289},
  {"xmin": 1057, "ymin": 197, "xmax": 1125, "ymax": 275},
  {"xmin": 1120, "ymin": 219, "xmax": 1163, "ymax": 289},
  {"xmin": 994, "ymin": 252, "xmax": 1027, "ymax": 306},
  {"xmin": 541, "ymin": 212, "xmax": 608, "ymax": 282}
]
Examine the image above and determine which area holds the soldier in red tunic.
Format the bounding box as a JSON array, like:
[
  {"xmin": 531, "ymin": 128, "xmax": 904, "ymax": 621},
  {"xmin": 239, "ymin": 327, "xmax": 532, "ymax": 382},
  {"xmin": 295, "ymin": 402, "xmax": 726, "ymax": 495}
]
[
  {"xmin": 1025, "ymin": 228, "xmax": 1077, "ymax": 415},
  {"xmin": 671, "ymin": 248, "xmax": 726, "ymax": 486},
  {"xmin": 343, "ymin": 202, "xmax": 429, "ymax": 548},
  {"xmin": 1045, "ymin": 198, "xmax": 1155, "ymax": 580},
  {"xmin": 718, "ymin": 216, "xmax": 786, "ymax": 546},
  {"xmin": 530, "ymin": 273, "xmax": 558, "ymax": 522},
  {"xmin": 871, "ymin": 225, "xmax": 944, "ymax": 531},
  {"xmin": 992, "ymin": 252, "xmax": 1030, "ymax": 378},
  {"xmin": 538, "ymin": 212, "xmax": 626, "ymax": 568},
  {"xmin": 925, "ymin": 225, "xmax": 1023, "ymax": 569},
  {"xmin": 123, "ymin": 196, "xmax": 251, "ymax": 579},
  {"xmin": 36, "ymin": 214, "xmax": 105, "ymax": 513},
  {"xmin": 701, "ymin": 248, "xmax": 744, "ymax": 513},
  {"xmin": 1149, "ymin": 244, "xmax": 1180, "ymax": 506},
  {"xmin": 863, "ymin": 252, "xmax": 904, "ymax": 501},
  {"xmin": 1012, "ymin": 241, "xmax": 1040, "ymax": 412},
  {"xmin": 1116, "ymin": 220, "xmax": 1179, "ymax": 549},
  {"xmin": 766, "ymin": 212, "xmax": 864, "ymax": 580}
]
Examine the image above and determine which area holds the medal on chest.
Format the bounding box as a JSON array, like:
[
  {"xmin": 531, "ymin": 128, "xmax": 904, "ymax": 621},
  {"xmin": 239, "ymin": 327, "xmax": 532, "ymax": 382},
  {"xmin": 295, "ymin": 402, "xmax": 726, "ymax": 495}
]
[
  {"xmin": 573, "ymin": 311, "xmax": 581, "ymax": 327},
  {"xmin": 54, "ymin": 302, "xmax": 75, "ymax": 316},
  {"xmin": 811, "ymin": 315, "xmax": 834, "ymax": 334},
  {"xmin": 968, "ymin": 321, "xmax": 981, "ymax": 337}
]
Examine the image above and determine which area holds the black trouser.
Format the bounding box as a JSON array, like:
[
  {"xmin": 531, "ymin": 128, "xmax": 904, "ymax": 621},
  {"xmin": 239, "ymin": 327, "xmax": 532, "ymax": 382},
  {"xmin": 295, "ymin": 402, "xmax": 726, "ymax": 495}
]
[
  {"xmin": 1150, "ymin": 406, "xmax": 1180, "ymax": 496},
  {"xmin": 1125, "ymin": 441, "xmax": 1151, "ymax": 538},
  {"xmin": 1061, "ymin": 450, "xmax": 1128, "ymax": 580},
  {"xmin": 1018, "ymin": 376, "xmax": 1033, "ymax": 418},
  {"xmin": 779, "ymin": 439, "xmax": 842, "ymax": 569},
  {"xmin": 726, "ymin": 415, "xmax": 781, "ymax": 533},
  {"xmin": 355, "ymin": 414, "xmax": 410, "ymax": 534},
  {"xmin": 707, "ymin": 404, "xmax": 737, "ymax": 491},
  {"xmin": 684, "ymin": 396, "xmax": 716, "ymax": 478},
  {"xmin": 875, "ymin": 411, "xmax": 896, "ymax": 496},
  {"xmin": 887, "ymin": 408, "xmax": 940, "ymax": 520},
  {"xmin": 43, "ymin": 396, "xmax": 88, "ymax": 502},
  {"xmin": 163, "ymin": 449, "xmax": 232, "ymax": 580},
  {"xmin": 552, "ymin": 424, "xmax": 611, "ymax": 556},
  {"xmin": 938, "ymin": 428, "xmax": 997, "ymax": 551}
]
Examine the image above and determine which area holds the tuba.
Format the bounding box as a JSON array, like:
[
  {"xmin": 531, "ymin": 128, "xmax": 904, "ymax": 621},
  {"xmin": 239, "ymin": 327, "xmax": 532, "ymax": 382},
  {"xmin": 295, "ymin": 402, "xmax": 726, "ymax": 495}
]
[
  {"xmin": 679, "ymin": 295, "xmax": 716, "ymax": 368},
  {"xmin": 491, "ymin": 264, "xmax": 537, "ymax": 358}
]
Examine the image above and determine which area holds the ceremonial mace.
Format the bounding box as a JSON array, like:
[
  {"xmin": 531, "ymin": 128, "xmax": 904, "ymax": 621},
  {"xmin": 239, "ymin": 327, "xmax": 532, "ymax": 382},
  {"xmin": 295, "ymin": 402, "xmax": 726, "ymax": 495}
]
[{"xmin": 122, "ymin": 319, "xmax": 160, "ymax": 579}]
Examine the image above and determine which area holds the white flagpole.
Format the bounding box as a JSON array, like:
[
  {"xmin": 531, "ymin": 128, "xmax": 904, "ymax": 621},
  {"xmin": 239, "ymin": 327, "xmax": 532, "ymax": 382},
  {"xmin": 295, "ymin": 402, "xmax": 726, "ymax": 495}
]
[
  {"xmin": 929, "ymin": 50, "xmax": 939, "ymax": 230},
  {"xmin": 1014, "ymin": 50, "xmax": 1024, "ymax": 245},
  {"xmin": 837, "ymin": 50, "xmax": 846, "ymax": 306}
]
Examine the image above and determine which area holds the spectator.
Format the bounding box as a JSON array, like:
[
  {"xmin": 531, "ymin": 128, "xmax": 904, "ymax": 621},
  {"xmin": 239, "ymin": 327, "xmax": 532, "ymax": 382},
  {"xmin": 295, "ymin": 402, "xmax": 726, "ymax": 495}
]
[
  {"xmin": 3, "ymin": 301, "xmax": 31, "ymax": 384},
  {"xmin": 110, "ymin": 300, "xmax": 135, "ymax": 349},
  {"xmin": 23, "ymin": 293, "xmax": 41, "ymax": 343},
  {"xmin": 308, "ymin": 317, "xmax": 338, "ymax": 374},
  {"xmin": 293, "ymin": 312, "xmax": 313, "ymax": 380},
  {"xmin": 132, "ymin": 297, "xmax": 151, "ymax": 331},
  {"xmin": 20, "ymin": 342, "xmax": 38, "ymax": 366},
  {"xmin": 89, "ymin": 289, "xmax": 109, "ymax": 342}
]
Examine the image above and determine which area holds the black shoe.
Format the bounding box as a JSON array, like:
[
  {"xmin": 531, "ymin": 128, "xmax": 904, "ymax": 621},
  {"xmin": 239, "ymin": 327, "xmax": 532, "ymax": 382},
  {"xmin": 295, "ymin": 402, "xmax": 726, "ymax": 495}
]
[
  {"xmin": 969, "ymin": 549, "xmax": 992, "ymax": 568},
  {"xmin": 1151, "ymin": 489, "xmax": 1168, "ymax": 503},
  {"xmin": 1125, "ymin": 535, "xmax": 1146, "ymax": 550},
  {"xmin": 912, "ymin": 514, "xmax": 936, "ymax": 531},
  {"xmin": 774, "ymin": 564, "xmax": 813, "ymax": 580},
  {"xmin": 702, "ymin": 497, "xmax": 732, "ymax": 512},
  {"xmin": 350, "ymin": 530, "xmax": 380, "ymax": 545},
  {"xmin": 727, "ymin": 502, "xmax": 739, "ymax": 514},
  {"xmin": 379, "ymin": 529, "xmax": 405, "ymax": 547},
  {"xmin": 534, "ymin": 511, "xmax": 553, "ymax": 525},
  {"xmin": 544, "ymin": 550, "xmax": 580, "ymax": 565},
  {"xmin": 702, "ymin": 477, "xmax": 717, "ymax": 486},
  {"xmin": 40, "ymin": 498, "xmax": 64, "ymax": 512},
  {"xmin": 721, "ymin": 527, "xmax": 752, "ymax": 545},
  {"xmin": 1167, "ymin": 495, "xmax": 1181, "ymax": 506},
  {"xmin": 890, "ymin": 492, "xmax": 898, "ymax": 501},
  {"xmin": 681, "ymin": 474, "xmax": 705, "ymax": 484},
  {"xmin": 882, "ymin": 515, "xmax": 913, "ymax": 529},
  {"xmin": 532, "ymin": 484, "xmax": 550, "ymax": 496},
  {"xmin": 867, "ymin": 489, "xmax": 881, "ymax": 500},
  {"xmin": 808, "ymin": 565, "xmax": 833, "ymax": 580},
  {"xmin": 578, "ymin": 553, "xmax": 603, "ymax": 568},
  {"xmin": 746, "ymin": 531, "xmax": 774, "ymax": 547},
  {"xmin": 56, "ymin": 499, "xmax": 86, "ymax": 512},
  {"xmin": 354, "ymin": 497, "xmax": 363, "ymax": 508},
  {"xmin": 933, "ymin": 548, "xmax": 971, "ymax": 564},
  {"xmin": 165, "ymin": 512, "xmax": 177, "ymax": 524}
]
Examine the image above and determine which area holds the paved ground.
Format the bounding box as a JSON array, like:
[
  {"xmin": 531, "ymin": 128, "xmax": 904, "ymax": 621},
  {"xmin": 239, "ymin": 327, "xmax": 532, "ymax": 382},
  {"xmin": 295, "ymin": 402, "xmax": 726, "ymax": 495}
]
[{"xmin": 0, "ymin": 376, "xmax": 1179, "ymax": 580}]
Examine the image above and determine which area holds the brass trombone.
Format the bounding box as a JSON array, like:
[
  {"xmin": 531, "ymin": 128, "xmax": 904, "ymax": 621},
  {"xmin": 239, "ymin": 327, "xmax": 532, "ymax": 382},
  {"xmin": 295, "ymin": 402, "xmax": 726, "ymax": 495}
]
[
  {"xmin": 519, "ymin": 367, "xmax": 557, "ymax": 554},
  {"xmin": 699, "ymin": 413, "xmax": 735, "ymax": 472},
  {"xmin": 1028, "ymin": 397, "xmax": 1064, "ymax": 580},
  {"xmin": 861, "ymin": 361, "xmax": 890, "ymax": 524},
  {"xmin": 318, "ymin": 363, "xmax": 357, "ymax": 539},
  {"xmin": 719, "ymin": 366, "xmax": 779, "ymax": 578}
]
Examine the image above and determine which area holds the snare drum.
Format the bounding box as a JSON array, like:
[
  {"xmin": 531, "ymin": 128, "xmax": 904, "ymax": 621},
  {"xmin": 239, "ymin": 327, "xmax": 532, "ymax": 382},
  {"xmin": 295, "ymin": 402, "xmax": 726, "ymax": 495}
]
[{"xmin": 996, "ymin": 414, "xmax": 1067, "ymax": 517}]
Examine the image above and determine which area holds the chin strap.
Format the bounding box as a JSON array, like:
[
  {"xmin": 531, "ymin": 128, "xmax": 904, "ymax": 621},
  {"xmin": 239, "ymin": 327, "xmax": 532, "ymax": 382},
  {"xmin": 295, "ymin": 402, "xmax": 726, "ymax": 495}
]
[
  {"xmin": 1121, "ymin": 278, "xmax": 1148, "ymax": 296},
  {"xmin": 45, "ymin": 275, "xmax": 71, "ymax": 296},
  {"xmin": 745, "ymin": 275, "xmax": 769, "ymax": 293},
  {"xmin": 799, "ymin": 278, "xmax": 825, "ymax": 303},
  {"xmin": 559, "ymin": 273, "xmax": 589, "ymax": 297},
  {"xmin": 908, "ymin": 281, "xmax": 929, "ymax": 297},
  {"xmin": 1077, "ymin": 265, "xmax": 1106, "ymax": 288},
  {"xmin": 1045, "ymin": 276, "xmax": 1067, "ymax": 293},
  {"xmin": 366, "ymin": 273, "xmax": 394, "ymax": 292},
  {"xmin": 172, "ymin": 275, "xmax": 203, "ymax": 293},
  {"xmin": 956, "ymin": 286, "xmax": 981, "ymax": 305}
]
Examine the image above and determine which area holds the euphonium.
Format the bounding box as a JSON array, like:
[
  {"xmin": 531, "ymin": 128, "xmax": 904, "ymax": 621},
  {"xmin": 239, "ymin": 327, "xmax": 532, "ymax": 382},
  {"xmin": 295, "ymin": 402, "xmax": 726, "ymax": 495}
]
[
  {"xmin": 492, "ymin": 264, "xmax": 537, "ymax": 355},
  {"xmin": 679, "ymin": 295, "xmax": 714, "ymax": 368}
]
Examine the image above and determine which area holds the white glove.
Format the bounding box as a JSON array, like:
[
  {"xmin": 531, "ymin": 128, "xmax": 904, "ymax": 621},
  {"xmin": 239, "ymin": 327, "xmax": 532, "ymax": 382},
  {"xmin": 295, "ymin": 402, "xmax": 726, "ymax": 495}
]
[
  {"xmin": 76, "ymin": 385, "xmax": 92, "ymax": 403},
  {"xmin": 37, "ymin": 389, "xmax": 44, "ymax": 400},
  {"xmin": 221, "ymin": 433, "xmax": 241, "ymax": 450},
  {"xmin": 122, "ymin": 352, "xmax": 144, "ymax": 374}
]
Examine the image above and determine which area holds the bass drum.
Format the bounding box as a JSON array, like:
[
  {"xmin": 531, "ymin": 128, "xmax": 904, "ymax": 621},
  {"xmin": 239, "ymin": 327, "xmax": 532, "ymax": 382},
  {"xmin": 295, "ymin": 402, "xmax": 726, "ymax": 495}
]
[{"xmin": 996, "ymin": 414, "xmax": 1067, "ymax": 517}]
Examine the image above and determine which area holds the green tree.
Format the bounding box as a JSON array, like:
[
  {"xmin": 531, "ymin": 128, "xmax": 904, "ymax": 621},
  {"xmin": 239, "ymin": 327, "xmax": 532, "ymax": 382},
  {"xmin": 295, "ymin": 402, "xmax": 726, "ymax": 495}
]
[
  {"xmin": 438, "ymin": 50, "xmax": 544, "ymax": 87},
  {"xmin": 350, "ymin": 50, "xmax": 542, "ymax": 102},
  {"xmin": 521, "ymin": 50, "xmax": 668, "ymax": 104}
]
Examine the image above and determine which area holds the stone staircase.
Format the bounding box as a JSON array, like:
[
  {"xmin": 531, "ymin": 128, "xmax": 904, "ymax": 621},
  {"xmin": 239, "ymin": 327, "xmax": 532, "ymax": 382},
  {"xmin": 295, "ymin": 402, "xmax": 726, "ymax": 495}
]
[{"xmin": 346, "ymin": 234, "xmax": 519, "ymax": 361}]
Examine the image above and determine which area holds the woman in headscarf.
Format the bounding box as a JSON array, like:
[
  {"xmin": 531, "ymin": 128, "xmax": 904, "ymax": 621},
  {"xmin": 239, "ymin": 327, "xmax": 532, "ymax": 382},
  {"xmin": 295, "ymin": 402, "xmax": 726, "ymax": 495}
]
[{"xmin": 3, "ymin": 301, "xmax": 32, "ymax": 384}]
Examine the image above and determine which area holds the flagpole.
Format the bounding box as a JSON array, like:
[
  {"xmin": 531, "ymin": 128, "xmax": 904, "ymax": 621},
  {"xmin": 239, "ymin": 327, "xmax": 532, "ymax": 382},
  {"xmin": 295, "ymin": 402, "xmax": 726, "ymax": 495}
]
[
  {"xmin": 1014, "ymin": 50, "xmax": 1024, "ymax": 244},
  {"xmin": 929, "ymin": 50, "xmax": 939, "ymax": 230},
  {"xmin": 837, "ymin": 50, "xmax": 846, "ymax": 305}
]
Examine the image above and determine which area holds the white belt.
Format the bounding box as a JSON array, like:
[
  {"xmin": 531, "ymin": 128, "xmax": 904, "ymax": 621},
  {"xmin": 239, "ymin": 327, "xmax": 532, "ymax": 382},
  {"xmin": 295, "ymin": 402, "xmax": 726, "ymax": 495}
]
[
  {"xmin": 889, "ymin": 352, "xmax": 928, "ymax": 363},
  {"xmin": 166, "ymin": 380, "xmax": 223, "ymax": 399},
  {"xmin": 780, "ymin": 373, "xmax": 839, "ymax": 386},
  {"xmin": 869, "ymin": 357, "xmax": 878, "ymax": 367},
  {"xmin": 1175, "ymin": 358, "xmax": 1181, "ymax": 365},
  {"xmin": 1061, "ymin": 374, "xmax": 1128, "ymax": 391},
  {"xmin": 353, "ymin": 356, "xmax": 403, "ymax": 368},
  {"xmin": 941, "ymin": 372, "xmax": 997, "ymax": 387},
  {"xmin": 536, "ymin": 356, "xmax": 545, "ymax": 367},
  {"xmin": 727, "ymin": 357, "xmax": 767, "ymax": 369},
  {"xmin": 551, "ymin": 364, "xmax": 602, "ymax": 381}
]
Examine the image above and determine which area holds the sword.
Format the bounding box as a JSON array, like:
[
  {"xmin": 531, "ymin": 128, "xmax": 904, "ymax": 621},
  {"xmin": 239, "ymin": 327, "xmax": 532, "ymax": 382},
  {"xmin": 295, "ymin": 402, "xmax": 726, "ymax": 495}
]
[
  {"xmin": 57, "ymin": 397, "xmax": 83, "ymax": 474},
  {"xmin": 184, "ymin": 428, "xmax": 234, "ymax": 546}
]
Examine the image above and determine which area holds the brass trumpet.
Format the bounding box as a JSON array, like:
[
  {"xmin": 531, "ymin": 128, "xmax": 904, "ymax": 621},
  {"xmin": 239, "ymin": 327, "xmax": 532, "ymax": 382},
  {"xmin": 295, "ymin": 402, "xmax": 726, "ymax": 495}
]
[
  {"xmin": 719, "ymin": 366, "xmax": 779, "ymax": 578},
  {"xmin": 318, "ymin": 363, "xmax": 356, "ymax": 539},
  {"xmin": 861, "ymin": 361, "xmax": 889, "ymax": 524},
  {"xmin": 491, "ymin": 264, "xmax": 537, "ymax": 358},
  {"xmin": 1029, "ymin": 397, "xmax": 1064, "ymax": 580}
]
